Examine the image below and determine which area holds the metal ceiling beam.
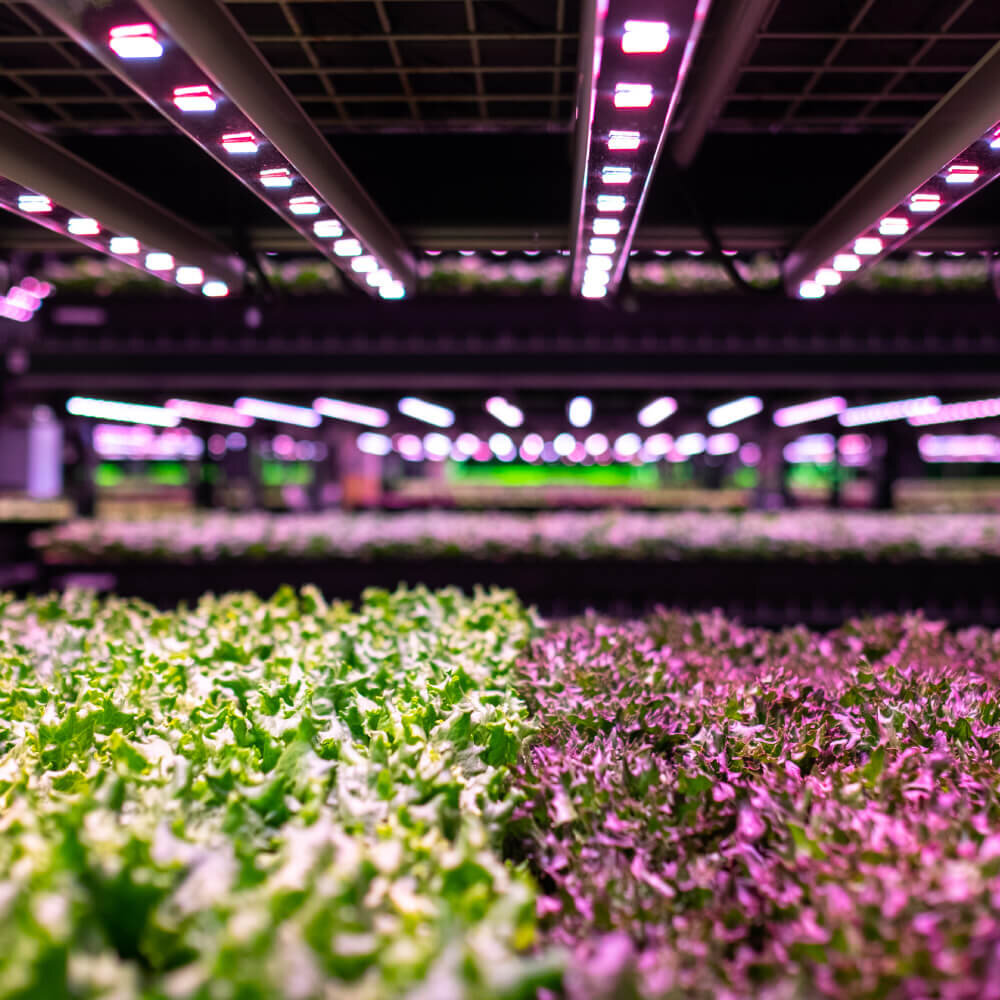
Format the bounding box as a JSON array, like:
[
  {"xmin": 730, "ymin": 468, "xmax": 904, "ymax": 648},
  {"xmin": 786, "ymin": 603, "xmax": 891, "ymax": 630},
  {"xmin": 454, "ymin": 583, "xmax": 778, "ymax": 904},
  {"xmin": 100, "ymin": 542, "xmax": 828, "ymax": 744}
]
[
  {"xmin": 0, "ymin": 109, "xmax": 243, "ymax": 288},
  {"xmin": 785, "ymin": 40, "xmax": 1000, "ymax": 294},
  {"xmin": 671, "ymin": 0, "xmax": 778, "ymax": 169}
]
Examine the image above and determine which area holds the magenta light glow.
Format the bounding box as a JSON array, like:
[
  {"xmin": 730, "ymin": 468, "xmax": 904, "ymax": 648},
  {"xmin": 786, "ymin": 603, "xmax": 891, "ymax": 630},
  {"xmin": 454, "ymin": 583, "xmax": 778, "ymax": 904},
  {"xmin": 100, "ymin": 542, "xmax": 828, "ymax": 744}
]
[
  {"xmin": 67, "ymin": 217, "xmax": 100, "ymax": 236},
  {"xmin": 424, "ymin": 432, "xmax": 452, "ymax": 461},
  {"xmin": 488, "ymin": 432, "xmax": 517, "ymax": 461},
  {"xmin": 485, "ymin": 396, "xmax": 524, "ymax": 428},
  {"xmin": 357, "ymin": 432, "xmax": 391, "ymax": 456},
  {"xmin": 910, "ymin": 192, "xmax": 941, "ymax": 213},
  {"xmin": 585, "ymin": 432, "xmax": 609, "ymax": 456},
  {"xmin": 288, "ymin": 196, "xmax": 320, "ymax": 216},
  {"xmin": 945, "ymin": 164, "xmax": 979, "ymax": 184},
  {"xmin": 774, "ymin": 396, "xmax": 847, "ymax": 427},
  {"xmin": 622, "ymin": 20, "xmax": 669, "ymax": 54},
  {"xmin": 398, "ymin": 396, "xmax": 454, "ymax": 428},
  {"xmin": 643, "ymin": 432, "xmax": 673, "ymax": 458},
  {"xmin": 554, "ymin": 432, "xmax": 577, "ymax": 457},
  {"xmin": 351, "ymin": 256, "xmax": 378, "ymax": 274},
  {"xmin": 568, "ymin": 396, "xmax": 594, "ymax": 428},
  {"xmin": 313, "ymin": 219, "xmax": 344, "ymax": 238},
  {"xmin": 638, "ymin": 396, "xmax": 677, "ymax": 428},
  {"xmin": 17, "ymin": 194, "xmax": 51, "ymax": 214},
  {"xmin": 614, "ymin": 82, "xmax": 654, "ymax": 108},
  {"xmin": 919, "ymin": 433, "xmax": 1000, "ymax": 462},
  {"xmin": 607, "ymin": 130, "xmax": 641, "ymax": 151},
  {"xmin": 176, "ymin": 266, "xmax": 203, "ymax": 286},
  {"xmin": 260, "ymin": 168, "xmax": 292, "ymax": 189},
  {"xmin": 676, "ymin": 432, "xmax": 707, "ymax": 457},
  {"xmin": 839, "ymin": 396, "xmax": 941, "ymax": 427},
  {"xmin": 67, "ymin": 396, "xmax": 179, "ymax": 427},
  {"xmin": 234, "ymin": 397, "xmax": 321, "ymax": 428},
  {"xmin": 908, "ymin": 396, "xmax": 1000, "ymax": 426},
  {"xmin": 173, "ymin": 85, "xmax": 216, "ymax": 112},
  {"xmin": 833, "ymin": 253, "xmax": 861, "ymax": 272},
  {"xmin": 221, "ymin": 132, "xmax": 259, "ymax": 155},
  {"xmin": 333, "ymin": 238, "xmax": 362, "ymax": 258},
  {"xmin": 589, "ymin": 237, "xmax": 617, "ymax": 255},
  {"xmin": 165, "ymin": 399, "xmax": 254, "ymax": 428},
  {"xmin": 708, "ymin": 396, "xmax": 763, "ymax": 428},
  {"xmin": 614, "ymin": 432, "xmax": 642, "ymax": 458},
  {"xmin": 592, "ymin": 219, "xmax": 621, "ymax": 236},
  {"xmin": 798, "ymin": 280, "xmax": 825, "ymax": 300},
  {"xmin": 854, "ymin": 237, "xmax": 882, "ymax": 255},
  {"xmin": 312, "ymin": 397, "xmax": 389, "ymax": 428},
  {"xmin": 707, "ymin": 432, "xmax": 739, "ymax": 456},
  {"xmin": 109, "ymin": 237, "xmax": 139, "ymax": 255},
  {"xmin": 784, "ymin": 433, "xmax": 835, "ymax": 464},
  {"xmin": 596, "ymin": 194, "xmax": 627, "ymax": 213},
  {"xmin": 455, "ymin": 432, "xmax": 482, "ymax": 458},
  {"xmin": 109, "ymin": 23, "xmax": 162, "ymax": 59},
  {"xmin": 879, "ymin": 217, "xmax": 909, "ymax": 236},
  {"xmin": 145, "ymin": 252, "xmax": 174, "ymax": 271},
  {"xmin": 601, "ymin": 166, "xmax": 633, "ymax": 184}
]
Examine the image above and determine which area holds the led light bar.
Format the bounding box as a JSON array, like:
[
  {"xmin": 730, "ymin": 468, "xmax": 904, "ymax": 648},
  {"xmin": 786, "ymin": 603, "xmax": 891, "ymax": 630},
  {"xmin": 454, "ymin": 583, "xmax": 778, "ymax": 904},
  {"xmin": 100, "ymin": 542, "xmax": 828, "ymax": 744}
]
[
  {"xmin": 773, "ymin": 396, "xmax": 847, "ymax": 427},
  {"xmin": 637, "ymin": 396, "xmax": 678, "ymax": 427},
  {"xmin": 908, "ymin": 396, "xmax": 1000, "ymax": 426},
  {"xmin": 35, "ymin": 0, "xmax": 416, "ymax": 299},
  {"xmin": 233, "ymin": 397, "xmax": 321, "ymax": 428},
  {"xmin": 785, "ymin": 41, "xmax": 1000, "ymax": 299},
  {"xmin": 67, "ymin": 396, "xmax": 180, "ymax": 427},
  {"xmin": 919, "ymin": 434, "xmax": 1000, "ymax": 463},
  {"xmin": 164, "ymin": 398, "xmax": 254, "ymax": 427},
  {"xmin": 357, "ymin": 432, "xmax": 392, "ymax": 457},
  {"xmin": 707, "ymin": 432, "xmax": 739, "ymax": 456},
  {"xmin": 0, "ymin": 276, "xmax": 52, "ymax": 324},
  {"xmin": 485, "ymin": 396, "xmax": 524, "ymax": 429},
  {"xmin": 569, "ymin": 0, "xmax": 714, "ymax": 298},
  {"xmin": 0, "ymin": 112, "xmax": 240, "ymax": 296},
  {"xmin": 398, "ymin": 397, "xmax": 455, "ymax": 428},
  {"xmin": 567, "ymin": 396, "xmax": 594, "ymax": 428},
  {"xmin": 839, "ymin": 396, "xmax": 941, "ymax": 427},
  {"xmin": 312, "ymin": 397, "xmax": 390, "ymax": 428},
  {"xmin": 675, "ymin": 432, "xmax": 707, "ymax": 457},
  {"xmin": 708, "ymin": 396, "xmax": 763, "ymax": 428}
]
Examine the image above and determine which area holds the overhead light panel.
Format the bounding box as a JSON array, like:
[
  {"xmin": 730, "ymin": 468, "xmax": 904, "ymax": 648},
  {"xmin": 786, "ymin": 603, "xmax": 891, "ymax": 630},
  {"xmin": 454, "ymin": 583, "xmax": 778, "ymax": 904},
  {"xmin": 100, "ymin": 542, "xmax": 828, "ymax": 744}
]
[
  {"xmin": 313, "ymin": 397, "xmax": 390, "ymax": 428},
  {"xmin": 773, "ymin": 397, "xmax": 847, "ymax": 427},
  {"xmin": 398, "ymin": 397, "xmax": 455, "ymax": 428},
  {"xmin": 233, "ymin": 397, "xmax": 322, "ymax": 428},
  {"xmin": 637, "ymin": 396, "xmax": 677, "ymax": 427},
  {"xmin": 67, "ymin": 396, "xmax": 180, "ymax": 427},
  {"xmin": 165, "ymin": 399, "xmax": 254, "ymax": 427},
  {"xmin": 35, "ymin": 0, "xmax": 416, "ymax": 299},
  {"xmin": 570, "ymin": 0, "xmax": 714, "ymax": 299},
  {"xmin": 785, "ymin": 43, "xmax": 1000, "ymax": 299},
  {"xmin": 839, "ymin": 396, "xmax": 941, "ymax": 427},
  {"xmin": 708, "ymin": 396, "xmax": 763, "ymax": 428}
]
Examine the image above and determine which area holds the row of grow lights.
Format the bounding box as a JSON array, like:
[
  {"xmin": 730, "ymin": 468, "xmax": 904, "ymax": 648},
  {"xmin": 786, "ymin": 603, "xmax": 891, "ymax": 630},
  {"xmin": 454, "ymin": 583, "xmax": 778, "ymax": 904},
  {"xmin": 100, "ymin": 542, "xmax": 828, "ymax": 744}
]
[
  {"xmin": 571, "ymin": 0, "xmax": 712, "ymax": 299},
  {"xmin": 797, "ymin": 120, "xmax": 1000, "ymax": 300},
  {"xmin": 97, "ymin": 17, "xmax": 404, "ymax": 299},
  {"xmin": 0, "ymin": 179, "xmax": 229, "ymax": 297}
]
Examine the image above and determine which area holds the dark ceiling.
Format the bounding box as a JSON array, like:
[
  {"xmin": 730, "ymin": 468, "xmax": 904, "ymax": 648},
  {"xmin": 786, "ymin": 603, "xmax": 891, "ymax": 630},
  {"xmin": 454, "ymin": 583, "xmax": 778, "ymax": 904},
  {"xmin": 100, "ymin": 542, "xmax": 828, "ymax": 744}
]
[{"xmin": 1, "ymin": 0, "xmax": 999, "ymax": 253}]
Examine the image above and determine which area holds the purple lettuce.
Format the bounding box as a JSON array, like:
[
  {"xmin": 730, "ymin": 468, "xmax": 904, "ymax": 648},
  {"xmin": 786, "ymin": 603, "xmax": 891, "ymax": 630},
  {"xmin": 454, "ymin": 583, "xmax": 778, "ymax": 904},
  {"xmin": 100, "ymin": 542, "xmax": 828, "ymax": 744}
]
[{"xmin": 515, "ymin": 611, "xmax": 1000, "ymax": 999}]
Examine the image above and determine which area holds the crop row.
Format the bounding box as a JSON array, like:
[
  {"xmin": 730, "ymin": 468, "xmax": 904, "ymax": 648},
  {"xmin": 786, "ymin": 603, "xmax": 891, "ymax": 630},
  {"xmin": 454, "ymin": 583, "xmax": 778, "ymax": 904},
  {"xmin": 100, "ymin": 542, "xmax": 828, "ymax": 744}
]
[
  {"xmin": 32, "ymin": 510, "xmax": 1000, "ymax": 564},
  {"xmin": 3, "ymin": 588, "xmax": 1000, "ymax": 998}
]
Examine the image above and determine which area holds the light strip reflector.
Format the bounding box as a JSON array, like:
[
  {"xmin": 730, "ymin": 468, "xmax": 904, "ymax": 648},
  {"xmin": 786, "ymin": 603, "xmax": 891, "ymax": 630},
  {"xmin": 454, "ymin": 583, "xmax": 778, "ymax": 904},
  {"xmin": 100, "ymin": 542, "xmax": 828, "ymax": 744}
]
[
  {"xmin": 313, "ymin": 397, "xmax": 390, "ymax": 428},
  {"xmin": 570, "ymin": 0, "xmax": 714, "ymax": 299}
]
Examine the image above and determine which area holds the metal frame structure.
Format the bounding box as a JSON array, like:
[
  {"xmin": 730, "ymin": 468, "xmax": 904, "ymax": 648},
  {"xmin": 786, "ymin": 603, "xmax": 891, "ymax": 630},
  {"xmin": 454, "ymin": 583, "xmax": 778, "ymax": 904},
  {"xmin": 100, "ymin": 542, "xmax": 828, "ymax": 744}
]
[
  {"xmin": 0, "ymin": 108, "xmax": 243, "ymax": 293},
  {"xmin": 31, "ymin": 0, "xmax": 417, "ymax": 297},
  {"xmin": 568, "ymin": 0, "xmax": 714, "ymax": 299},
  {"xmin": 784, "ymin": 40, "xmax": 1000, "ymax": 298}
]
